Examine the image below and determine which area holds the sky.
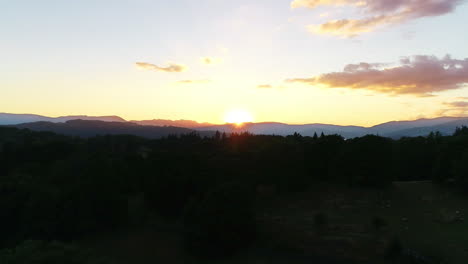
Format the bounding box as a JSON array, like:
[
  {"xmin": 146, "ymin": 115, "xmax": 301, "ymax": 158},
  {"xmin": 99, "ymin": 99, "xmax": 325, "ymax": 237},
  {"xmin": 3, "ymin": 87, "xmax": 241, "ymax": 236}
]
[{"xmin": 1, "ymin": 0, "xmax": 468, "ymax": 126}]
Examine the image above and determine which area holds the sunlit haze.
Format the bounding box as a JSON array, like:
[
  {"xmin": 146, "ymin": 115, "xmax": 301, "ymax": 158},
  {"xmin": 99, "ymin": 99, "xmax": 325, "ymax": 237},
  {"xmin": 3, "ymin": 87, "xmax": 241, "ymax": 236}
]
[{"xmin": 224, "ymin": 109, "xmax": 254, "ymax": 125}]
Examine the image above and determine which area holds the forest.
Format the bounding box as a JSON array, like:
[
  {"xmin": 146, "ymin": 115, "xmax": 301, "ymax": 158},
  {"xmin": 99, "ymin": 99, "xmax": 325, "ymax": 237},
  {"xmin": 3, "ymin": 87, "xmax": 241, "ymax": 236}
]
[{"xmin": 2, "ymin": 126, "xmax": 468, "ymax": 263}]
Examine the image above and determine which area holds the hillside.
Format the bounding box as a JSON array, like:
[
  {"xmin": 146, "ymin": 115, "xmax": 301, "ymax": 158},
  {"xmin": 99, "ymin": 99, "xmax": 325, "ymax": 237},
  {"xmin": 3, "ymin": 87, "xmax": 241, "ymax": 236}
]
[{"xmin": 11, "ymin": 120, "xmax": 204, "ymax": 139}]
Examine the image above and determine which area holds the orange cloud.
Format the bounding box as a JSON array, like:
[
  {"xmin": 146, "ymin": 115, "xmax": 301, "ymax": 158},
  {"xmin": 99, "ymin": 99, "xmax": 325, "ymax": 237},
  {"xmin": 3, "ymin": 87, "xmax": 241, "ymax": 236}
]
[
  {"xmin": 309, "ymin": 15, "xmax": 403, "ymax": 36},
  {"xmin": 257, "ymin": 84, "xmax": 273, "ymax": 88},
  {"xmin": 136, "ymin": 62, "xmax": 187, "ymax": 72},
  {"xmin": 438, "ymin": 100, "xmax": 468, "ymax": 116},
  {"xmin": 292, "ymin": 0, "xmax": 462, "ymax": 36},
  {"xmin": 201, "ymin": 57, "xmax": 222, "ymax": 65},
  {"xmin": 287, "ymin": 55, "xmax": 468, "ymax": 96}
]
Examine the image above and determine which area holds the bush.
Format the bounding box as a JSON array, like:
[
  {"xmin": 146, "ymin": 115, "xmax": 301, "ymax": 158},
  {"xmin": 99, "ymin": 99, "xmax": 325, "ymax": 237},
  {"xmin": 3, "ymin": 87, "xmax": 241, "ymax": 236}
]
[
  {"xmin": 314, "ymin": 212, "xmax": 328, "ymax": 229},
  {"xmin": 182, "ymin": 183, "xmax": 256, "ymax": 258},
  {"xmin": 0, "ymin": 240, "xmax": 110, "ymax": 264},
  {"xmin": 372, "ymin": 216, "xmax": 387, "ymax": 231},
  {"xmin": 385, "ymin": 237, "xmax": 403, "ymax": 261}
]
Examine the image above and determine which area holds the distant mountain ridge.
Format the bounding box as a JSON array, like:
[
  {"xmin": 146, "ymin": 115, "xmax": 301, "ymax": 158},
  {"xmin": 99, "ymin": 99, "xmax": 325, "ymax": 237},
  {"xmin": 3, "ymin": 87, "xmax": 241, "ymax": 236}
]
[
  {"xmin": 0, "ymin": 113, "xmax": 125, "ymax": 125},
  {"xmin": 193, "ymin": 118, "xmax": 468, "ymax": 138},
  {"xmin": 2, "ymin": 112, "xmax": 468, "ymax": 139},
  {"xmin": 368, "ymin": 117, "xmax": 463, "ymax": 134},
  {"xmin": 381, "ymin": 118, "xmax": 468, "ymax": 138},
  {"xmin": 130, "ymin": 119, "xmax": 213, "ymax": 128},
  {"xmin": 193, "ymin": 122, "xmax": 368, "ymax": 139},
  {"xmin": 11, "ymin": 119, "xmax": 209, "ymax": 139},
  {"xmin": 0, "ymin": 113, "xmax": 212, "ymax": 128}
]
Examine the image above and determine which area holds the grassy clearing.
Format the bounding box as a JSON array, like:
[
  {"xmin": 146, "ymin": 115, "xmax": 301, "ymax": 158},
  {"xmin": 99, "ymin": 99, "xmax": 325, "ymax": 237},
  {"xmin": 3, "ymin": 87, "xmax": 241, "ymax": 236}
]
[
  {"xmin": 383, "ymin": 181, "xmax": 468, "ymax": 263},
  {"xmin": 79, "ymin": 181, "xmax": 468, "ymax": 264},
  {"xmin": 257, "ymin": 181, "xmax": 468, "ymax": 263}
]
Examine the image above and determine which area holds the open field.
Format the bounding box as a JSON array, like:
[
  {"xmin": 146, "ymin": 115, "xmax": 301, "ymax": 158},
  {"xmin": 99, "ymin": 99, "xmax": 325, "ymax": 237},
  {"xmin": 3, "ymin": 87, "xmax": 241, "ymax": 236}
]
[
  {"xmin": 79, "ymin": 181, "xmax": 468, "ymax": 264},
  {"xmin": 257, "ymin": 181, "xmax": 468, "ymax": 263}
]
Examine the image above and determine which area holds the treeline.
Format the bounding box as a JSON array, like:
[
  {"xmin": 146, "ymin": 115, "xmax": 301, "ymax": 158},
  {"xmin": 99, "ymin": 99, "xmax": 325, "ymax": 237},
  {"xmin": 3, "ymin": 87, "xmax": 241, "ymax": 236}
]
[{"xmin": 1, "ymin": 126, "xmax": 468, "ymax": 260}]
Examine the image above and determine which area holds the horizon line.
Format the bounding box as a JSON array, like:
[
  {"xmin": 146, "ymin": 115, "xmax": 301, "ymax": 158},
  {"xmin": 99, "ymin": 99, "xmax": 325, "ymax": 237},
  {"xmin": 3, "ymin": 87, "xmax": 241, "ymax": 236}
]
[{"xmin": 2, "ymin": 112, "xmax": 468, "ymax": 128}]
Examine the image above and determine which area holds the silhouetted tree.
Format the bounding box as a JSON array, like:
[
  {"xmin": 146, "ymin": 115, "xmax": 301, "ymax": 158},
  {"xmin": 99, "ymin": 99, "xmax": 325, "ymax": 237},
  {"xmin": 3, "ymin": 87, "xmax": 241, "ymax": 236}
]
[{"xmin": 313, "ymin": 132, "xmax": 318, "ymax": 140}]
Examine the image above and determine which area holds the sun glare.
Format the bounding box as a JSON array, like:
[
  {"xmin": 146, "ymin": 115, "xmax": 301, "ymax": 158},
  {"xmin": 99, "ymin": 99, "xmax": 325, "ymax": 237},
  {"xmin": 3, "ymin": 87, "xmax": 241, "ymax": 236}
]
[{"xmin": 224, "ymin": 109, "xmax": 254, "ymax": 125}]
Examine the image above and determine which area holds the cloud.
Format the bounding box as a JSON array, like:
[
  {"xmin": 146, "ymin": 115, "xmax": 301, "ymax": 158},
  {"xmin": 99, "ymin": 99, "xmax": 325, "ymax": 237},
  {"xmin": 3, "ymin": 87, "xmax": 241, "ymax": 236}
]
[
  {"xmin": 201, "ymin": 57, "xmax": 223, "ymax": 65},
  {"xmin": 257, "ymin": 84, "xmax": 287, "ymax": 89},
  {"xmin": 136, "ymin": 62, "xmax": 187, "ymax": 72},
  {"xmin": 286, "ymin": 55, "xmax": 468, "ymax": 96},
  {"xmin": 444, "ymin": 101, "xmax": 468, "ymax": 108},
  {"xmin": 438, "ymin": 100, "xmax": 468, "ymax": 116},
  {"xmin": 292, "ymin": 0, "xmax": 463, "ymax": 36},
  {"xmin": 291, "ymin": 0, "xmax": 362, "ymax": 9},
  {"xmin": 319, "ymin": 12, "xmax": 330, "ymax": 17},
  {"xmin": 309, "ymin": 15, "xmax": 403, "ymax": 36},
  {"xmin": 176, "ymin": 79, "xmax": 211, "ymax": 84}
]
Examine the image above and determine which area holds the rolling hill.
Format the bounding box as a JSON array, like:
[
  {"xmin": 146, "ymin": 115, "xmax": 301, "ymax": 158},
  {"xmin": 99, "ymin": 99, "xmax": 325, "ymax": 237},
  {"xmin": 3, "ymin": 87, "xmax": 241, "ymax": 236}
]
[{"xmin": 11, "ymin": 120, "xmax": 205, "ymax": 139}]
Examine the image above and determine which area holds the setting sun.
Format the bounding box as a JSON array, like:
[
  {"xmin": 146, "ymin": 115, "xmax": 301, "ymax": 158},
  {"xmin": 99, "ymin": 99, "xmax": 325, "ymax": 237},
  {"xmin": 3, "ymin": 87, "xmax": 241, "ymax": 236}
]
[{"xmin": 224, "ymin": 109, "xmax": 254, "ymax": 125}]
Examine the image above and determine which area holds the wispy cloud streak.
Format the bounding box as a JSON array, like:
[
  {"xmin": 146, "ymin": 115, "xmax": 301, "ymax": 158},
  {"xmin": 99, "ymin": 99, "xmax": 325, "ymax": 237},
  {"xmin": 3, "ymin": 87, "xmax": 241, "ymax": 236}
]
[{"xmin": 136, "ymin": 62, "xmax": 187, "ymax": 72}]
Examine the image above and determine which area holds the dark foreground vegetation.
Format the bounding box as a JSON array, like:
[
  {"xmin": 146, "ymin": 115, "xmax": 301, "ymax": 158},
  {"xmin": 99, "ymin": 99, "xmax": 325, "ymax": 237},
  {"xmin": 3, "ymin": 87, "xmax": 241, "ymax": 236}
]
[{"xmin": 2, "ymin": 127, "xmax": 468, "ymax": 263}]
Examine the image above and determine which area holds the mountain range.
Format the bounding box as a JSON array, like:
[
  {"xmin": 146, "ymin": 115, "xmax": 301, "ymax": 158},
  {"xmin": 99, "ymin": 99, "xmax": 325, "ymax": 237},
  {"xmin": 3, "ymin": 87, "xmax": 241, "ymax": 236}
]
[
  {"xmin": 0, "ymin": 113, "xmax": 212, "ymax": 128},
  {"xmin": 130, "ymin": 119, "xmax": 213, "ymax": 128},
  {"xmin": 1, "ymin": 113, "xmax": 468, "ymax": 139},
  {"xmin": 194, "ymin": 117, "xmax": 467, "ymax": 139},
  {"xmin": 10, "ymin": 119, "xmax": 208, "ymax": 139},
  {"xmin": 0, "ymin": 113, "xmax": 126, "ymax": 125}
]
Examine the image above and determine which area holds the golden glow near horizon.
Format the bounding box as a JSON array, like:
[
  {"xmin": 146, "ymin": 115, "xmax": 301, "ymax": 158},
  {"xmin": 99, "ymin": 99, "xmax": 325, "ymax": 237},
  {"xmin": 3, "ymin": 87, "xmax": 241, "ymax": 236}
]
[
  {"xmin": 1, "ymin": 1, "xmax": 468, "ymax": 126},
  {"xmin": 224, "ymin": 109, "xmax": 254, "ymax": 125}
]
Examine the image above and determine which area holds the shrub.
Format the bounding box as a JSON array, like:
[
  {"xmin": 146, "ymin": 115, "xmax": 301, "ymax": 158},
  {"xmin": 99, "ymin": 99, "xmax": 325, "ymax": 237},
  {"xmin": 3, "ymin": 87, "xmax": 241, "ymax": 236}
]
[
  {"xmin": 182, "ymin": 183, "xmax": 256, "ymax": 258},
  {"xmin": 372, "ymin": 216, "xmax": 387, "ymax": 231},
  {"xmin": 385, "ymin": 237, "xmax": 403, "ymax": 261},
  {"xmin": 0, "ymin": 240, "xmax": 110, "ymax": 264},
  {"xmin": 314, "ymin": 212, "xmax": 328, "ymax": 230}
]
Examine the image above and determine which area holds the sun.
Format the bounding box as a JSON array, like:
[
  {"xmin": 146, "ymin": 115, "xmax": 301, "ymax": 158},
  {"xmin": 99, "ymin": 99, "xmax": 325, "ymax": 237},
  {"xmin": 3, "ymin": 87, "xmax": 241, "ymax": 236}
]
[{"xmin": 224, "ymin": 109, "xmax": 254, "ymax": 125}]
